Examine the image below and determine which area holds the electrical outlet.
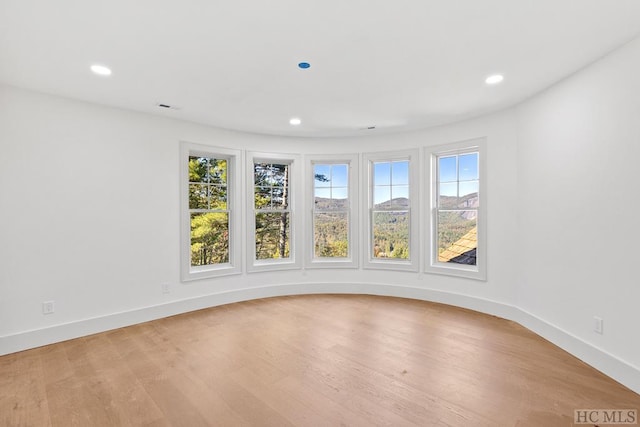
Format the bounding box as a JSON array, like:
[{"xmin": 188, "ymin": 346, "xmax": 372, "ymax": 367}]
[
  {"xmin": 594, "ymin": 316, "xmax": 603, "ymax": 334},
  {"xmin": 161, "ymin": 282, "xmax": 170, "ymax": 294},
  {"xmin": 42, "ymin": 301, "xmax": 55, "ymax": 315}
]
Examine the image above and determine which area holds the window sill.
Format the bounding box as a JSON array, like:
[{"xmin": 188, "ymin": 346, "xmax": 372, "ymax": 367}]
[{"xmin": 425, "ymin": 263, "xmax": 486, "ymax": 281}]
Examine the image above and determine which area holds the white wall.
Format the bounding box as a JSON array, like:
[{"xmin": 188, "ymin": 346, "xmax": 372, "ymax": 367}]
[
  {"xmin": 1, "ymin": 35, "xmax": 639, "ymax": 393},
  {"xmin": 0, "ymin": 83, "xmax": 518, "ymax": 348},
  {"xmin": 515, "ymin": 37, "xmax": 640, "ymax": 382}
]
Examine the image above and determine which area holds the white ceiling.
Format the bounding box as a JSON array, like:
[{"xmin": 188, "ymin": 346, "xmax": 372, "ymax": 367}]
[{"xmin": 1, "ymin": 1, "xmax": 640, "ymax": 138}]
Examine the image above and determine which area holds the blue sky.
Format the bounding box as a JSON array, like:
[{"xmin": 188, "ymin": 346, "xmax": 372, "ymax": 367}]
[
  {"xmin": 313, "ymin": 155, "xmax": 478, "ymax": 204},
  {"xmin": 439, "ymin": 153, "xmax": 478, "ymax": 198},
  {"xmin": 314, "ymin": 163, "xmax": 348, "ymax": 199},
  {"xmin": 373, "ymin": 160, "xmax": 409, "ymax": 204}
]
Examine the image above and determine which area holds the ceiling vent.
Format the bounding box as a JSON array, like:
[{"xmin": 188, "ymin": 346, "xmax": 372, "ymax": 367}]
[{"xmin": 156, "ymin": 103, "xmax": 181, "ymax": 110}]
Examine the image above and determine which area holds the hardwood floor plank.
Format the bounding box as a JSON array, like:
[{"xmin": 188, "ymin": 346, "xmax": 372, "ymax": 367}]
[
  {"xmin": 2, "ymin": 294, "xmax": 639, "ymax": 426},
  {"xmin": 40, "ymin": 342, "xmax": 99, "ymax": 427},
  {"xmin": 113, "ymin": 327, "xmax": 236, "ymax": 427},
  {"xmin": 0, "ymin": 351, "xmax": 50, "ymax": 427},
  {"xmin": 235, "ymin": 326, "xmax": 427, "ymax": 426},
  {"xmin": 82, "ymin": 333, "xmax": 168, "ymax": 427}
]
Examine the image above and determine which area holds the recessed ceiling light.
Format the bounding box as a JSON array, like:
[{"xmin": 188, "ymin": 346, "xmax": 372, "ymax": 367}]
[
  {"xmin": 90, "ymin": 64, "xmax": 112, "ymax": 76},
  {"xmin": 289, "ymin": 117, "xmax": 301, "ymax": 125},
  {"xmin": 485, "ymin": 74, "xmax": 504, "ymax": 85}
]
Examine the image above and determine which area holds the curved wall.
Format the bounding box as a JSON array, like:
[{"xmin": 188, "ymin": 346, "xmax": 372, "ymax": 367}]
[
  {"xmin": 1, "ymin": 36, "xmax": 639, "ymax": 394},
  {"xmin": 514, "ymin": 36, "xmax": 640, "ymax": 393},
  {"xmin": 0, "ymin": 83, "xmax": 519, "ymax": 343}
]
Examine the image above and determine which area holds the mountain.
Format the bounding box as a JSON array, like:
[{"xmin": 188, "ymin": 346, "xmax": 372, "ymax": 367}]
[
  {"xmin": 439, "ymin": 193, "xmax": 478, "ymax": 209},
  {"xmin": 314, "ymin": 194, "xmax": 476, "ymax": 211},
  {"xmin": 374, "ymin": 197, "xmax": 409, "ymax": 209},
  {"xmin": 314, "ymin": 197, "xmax": 348, "ymax": 210}
]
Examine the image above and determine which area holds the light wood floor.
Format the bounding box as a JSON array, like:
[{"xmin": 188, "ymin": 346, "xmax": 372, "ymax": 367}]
[{"xmin": 2, "ymin": 294, "xmax": 639, "ymax": 426}]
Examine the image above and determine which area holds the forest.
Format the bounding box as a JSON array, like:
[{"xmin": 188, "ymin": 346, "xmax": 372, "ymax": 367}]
[
  {"xmin": 313, "ymin": 211, "xmax": 349, "ymax": 258},
  {"xmin": 312, "ymin": 195, "xmax": 347, "ymax": 257},
  {"xmin": 371, "ymin": 198, "xmax": 410, "ymax": 259}
]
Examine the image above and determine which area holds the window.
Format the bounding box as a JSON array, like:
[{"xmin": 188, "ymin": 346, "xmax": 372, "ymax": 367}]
[
  {"xmin": 307, "ymin": 154, "xmax": 359, "ymax": 268},
  {"xmin": 180, "ymin": 142, "xmax": 241, "ymax": 281},
  {"xmin": 247, "ymin": 152, "xmax": 301, "ymax": 271},
  {"xmin": 254, "ymin": 162, "xmax": 291, "ymax": 260},
  {"xmin": 426, "ymin": 139, "xmax": 486, "ymax": 280},
  {"xmin": 363, "ymin": 150, "xmax": 419, "ymax": 271}
]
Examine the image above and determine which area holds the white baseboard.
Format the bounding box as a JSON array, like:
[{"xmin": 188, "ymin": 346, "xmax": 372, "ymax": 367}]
[
  {"xmin": 2, "ymin": 282, "xmax": 638, "ymax": 395},
  {"xmin": 515, "ymin": 307, "xmax": 640, "ymax": 395}
]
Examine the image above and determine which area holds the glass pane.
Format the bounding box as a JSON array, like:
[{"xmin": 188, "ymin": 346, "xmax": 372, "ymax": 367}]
[
  {"xmin": 372, "ymin": 211, "xmax": 410, "ymax": 259},
  {"xmin": 392, "ymin": 185, "xmax": 409, "ymax": 201},
  {"xmin": 273, "ymin": 164, "xmax": 289, "ymax": 185},
  {"xmin": 314, "ymin": 187, "xmax": 331, "ymax": 207},
  {"xmin": 373, "ymin": 162, "xmax": 391, "ymax": 186},
  {"xmin": 314, "ymin": 212, "xmax": 349, "ymax": 258},
  {"xmin": 189, "ymin": 184, "xmax": 208, "ymax": 209},
  {"xmin": 438, "ymin": 156, "xmax": 457, "ymax": 183},
  {"xmin": 459, "ymin": 153, "xmax": 478, "ymax": 181},
  {"xmin": 317, "ymin": 189, "xmax": 348, "ymax": 209},
  {"xmin": 271, "ymin": 185, "xmax": 287, "ymax": 207},
  {"xmin": 332, "ymin": 187, "xmax": 348, "ymax": 201},
  {"xmin": 255, "ymin": 186, "xmax": 272, "ymax": 209},
  {"xmin": 459, "ymin": 181, "xmax": 479, "ymax": 207},
  {"xmin": 314, "ymin": 164, "xmax": 331, "ymax": 187},
  {"xmin": 254, "ymin": 163, "xmax": 273, "ymax": 185},
  {"xmin": 332, "ymin": 164, "xmax": 348, "ymax": 187},
  {"xmin": 270, "ymin": 164, "xmax": 288, "ymax": 185},
  {"xmin": 208, "ymin": 159, "xmax": 227, "ymax": 185},
  {"xmin": 374, "ymin": 186, "xmax": 391, "ymax": 206},
  {"xmin": 189, "ymin": 156, "xmax": 209, "ymax": 183},
  {"xmin": 385, "ymin": 195, "xmax": 409, "ymax": 209},
  {"xmin": 437, "ymin": 210, "xmax": 477, "ymax": 265},
  {"xmin": 209, "ymin": 184, "xmax": 228, "ymax": 209},
  {"xmin": 255, "ymin": 163, "xmax": 288, "ymax": 186},
  {"xmin": 190, "ymin": 212, "xmax": 229, "ymax": 266},
  {"xmin": 439, "ymin": 183, "xmax": 458, "ymax": 208},
  {"xmin": 327, "ymin": 198, "xmax": 348, "ymax": 209},
  {"xmin": 392, "ymin": 161, "xmax": 409, "ymax": 185},
  {"xmin": 254, "ymin": 163, "xmax": 266, "ymax": 184},
  {"xmin": 255, "ymin": 212, "xmax": 290, "ymax": 260}
]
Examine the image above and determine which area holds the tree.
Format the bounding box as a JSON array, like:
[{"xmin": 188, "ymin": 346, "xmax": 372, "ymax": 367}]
[
  {"xmin": 314, "ymin": 173, "xmax": 329, "ymax": 183},
  {"xmin": 278, "ymin": 165, "xmax": 289, "ymax": 258},
  {"xmin": 253, "ymin": 163, "xmax": 290, "ymax": 259}
]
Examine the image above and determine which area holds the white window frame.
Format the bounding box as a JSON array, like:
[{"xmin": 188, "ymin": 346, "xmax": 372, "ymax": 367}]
[
  {"xmin": 362, "ymin": 149, "xmax": 419, "ymax": 272},
  {"xmin": 246, "ymin": 151, "xmax": 302, "ymax": 272},
  {"xmin": 305, "ymin": 154, "xmax": 359, "ymax": 269},
  {"xmin": 425, "ymin": 138, "xmax": 486, "ymax": 280},
  {"xmin": 180, "ymin": 141, "xmax": 242, "ymax": 281}
]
